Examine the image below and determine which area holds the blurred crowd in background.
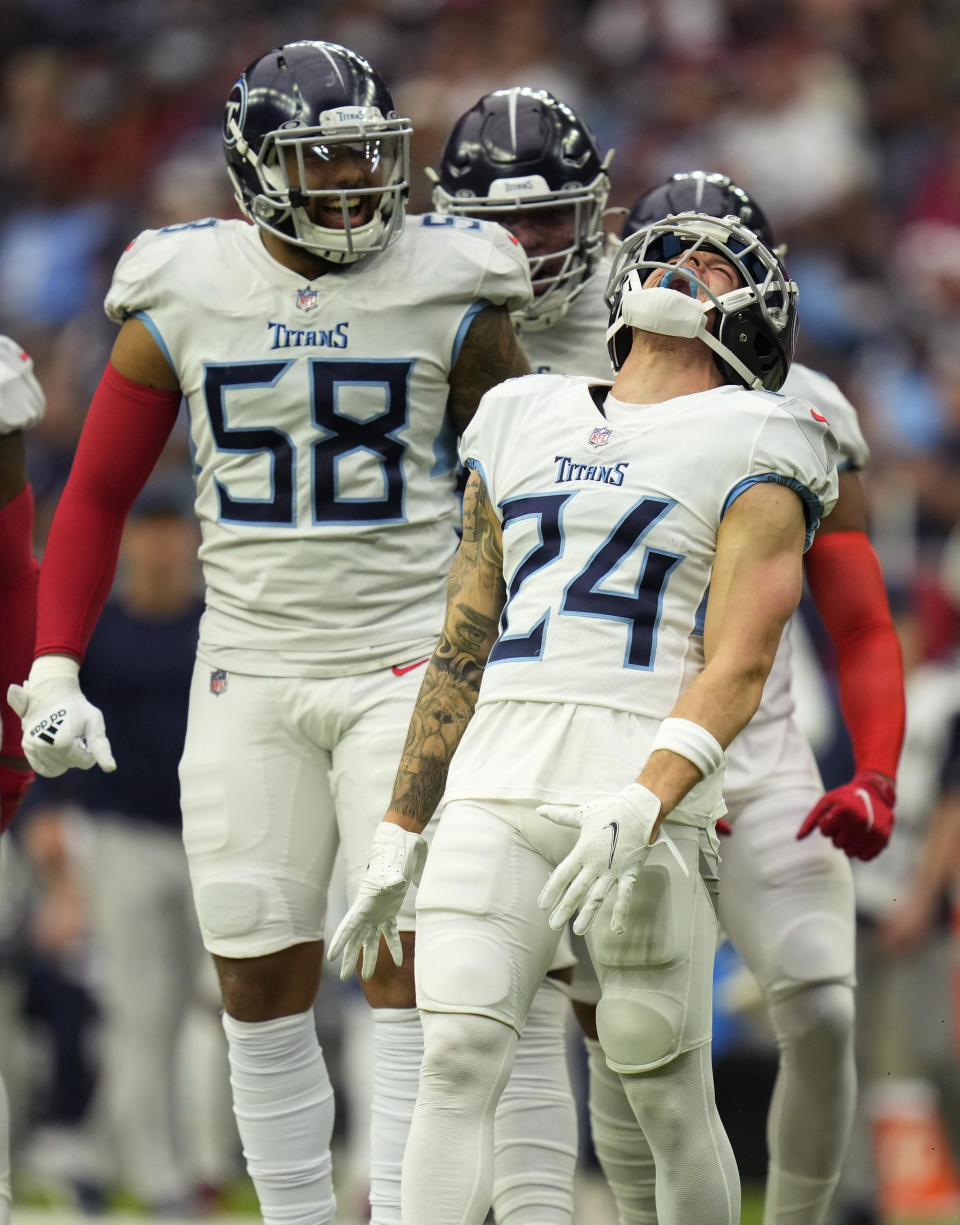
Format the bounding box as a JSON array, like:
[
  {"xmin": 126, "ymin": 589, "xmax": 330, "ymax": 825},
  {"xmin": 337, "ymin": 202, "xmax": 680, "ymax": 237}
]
[
  {"xmin": 1, "ymin": 0, "xmax": 959, "ymax": 642},
  {"xmin": 1, "ymin": 0, "xmax": 960, "ymax": 1220}
]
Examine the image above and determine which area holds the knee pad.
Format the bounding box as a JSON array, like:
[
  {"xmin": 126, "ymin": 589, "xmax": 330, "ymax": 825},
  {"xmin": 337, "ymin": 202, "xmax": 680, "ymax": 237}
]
[
  {"xmin": 195, "ymin": 871, "xmax": 326, "ymax": 955},
  {"xmin": 196, "ymin": 878, "xmax": 265, "ymax": 939},
  {"xmin": 773, "ymin": 913, "xmax": 855, "ymax": 987},
  {"xmin": 770, "ymin": 981, "xmax": 856, "ymax": 1057},
  {"xmin": 417, "ymin": 931, "xmax": 513, "ymax": 1012},
  {"xmin": 596, "ymin": 992, "xmax": 686, "ymax": 1073},
  {"xmin": 420, "ymin": 1010, "xmax": 517, "ymax": 1100}
]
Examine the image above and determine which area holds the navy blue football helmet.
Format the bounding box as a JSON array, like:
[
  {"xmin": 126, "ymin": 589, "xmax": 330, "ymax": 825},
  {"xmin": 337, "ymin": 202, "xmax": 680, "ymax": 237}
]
[
  {"xmin": 429, "ymin": 87, "xmax": 612, "ymax": 329},
  {"xmin": 605, "ymin": 211, "xmax": 798, "ymax": 391},
  {"xmin": 622, "ymin": 171, "xmax": 778, "ymax": 252},
  {"xmin": 223, "ymin": 41, "xmax": 411, "ymax": 264}
]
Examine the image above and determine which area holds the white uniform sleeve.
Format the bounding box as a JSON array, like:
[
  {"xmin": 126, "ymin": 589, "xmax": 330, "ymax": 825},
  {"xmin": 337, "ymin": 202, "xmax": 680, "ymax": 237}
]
[
  {"xmin": 458, "ymin": 385, "xmax": 510, "ymax": 508},
  {"xmin": 458, "ymin": 373, "xmax": 560, "ymax": 508},
  {"xmin": 414, "ymin": 215, "xmax": 533, "ymax": 315},
  {"xmin": 472, "ymin": 222, "xmax": 533, "ymax": 313},
  {"xmin": 103, "ymin": 224, "xmax": 206, "ymax": 325},
  {"xmin": 0, "ymin": 335, "xmax": 45, "ymax": 433},
  {"xmin": 722, "ymin": 395, "xmax": 841, "ymax": 550},
  {"xmin": 782, "ymin": 362, "xmax": 870, "ymax": 471}
]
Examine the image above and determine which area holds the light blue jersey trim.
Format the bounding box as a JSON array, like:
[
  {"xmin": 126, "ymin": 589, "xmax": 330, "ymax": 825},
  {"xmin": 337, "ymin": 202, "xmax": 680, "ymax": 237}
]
[
  {"xmin": 722, "ymin": 473, "xmax": 823, "ymax": 551},
  {"xmin": 452, "ymin": 299, "xmax": 492, "ymax": 367},
  {"xmin": 131, "ymin": 310, "xmax": 176, "ymax": 375},
  {"xmin": 463, "ymin": 455, "xmax": 490, "ymax": 492},
  {"xmin": 431, "ymin": 413, "xmax": 458, "ymax": 478}
]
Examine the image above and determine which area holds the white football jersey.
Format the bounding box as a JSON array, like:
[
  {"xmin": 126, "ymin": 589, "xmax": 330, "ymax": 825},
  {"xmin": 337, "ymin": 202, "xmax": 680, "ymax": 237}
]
[
  {"xmin": 104, "ymin": 214, "xmax": 531, "ymax": 677},
  {"xmin": 0, "ymin": 335, "xmax": 45, "ymax": 433},
  {"xmin": 509, "ymin": 272, "xmax": 871, "ymax": 796},
  {"xmin": 443, "ymin": 374, "xmax": 839, "ymax": 822},
  {"xmin": 784, "ymin": 362, "xmax": 869, "ymax": 473},
  {"xmin": 518, "ymin": 258, "xmax": 615, "ymax": 381}
]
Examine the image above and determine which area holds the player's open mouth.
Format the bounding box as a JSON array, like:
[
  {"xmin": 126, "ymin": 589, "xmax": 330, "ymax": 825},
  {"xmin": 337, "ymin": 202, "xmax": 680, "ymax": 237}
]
[
  {"xmin": 315, "ymin": 198, "xmax": 371, "ymax": 228},
  {"xmin": 660, "ymin": 268, "xmax": 695, "ymax": 295}
]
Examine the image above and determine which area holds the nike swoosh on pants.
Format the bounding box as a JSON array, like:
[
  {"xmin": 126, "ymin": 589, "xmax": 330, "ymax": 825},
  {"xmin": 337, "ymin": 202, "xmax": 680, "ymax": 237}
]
[{"xmin": 392, "ymin": 658, "xmax": 430, "ymax": 677}]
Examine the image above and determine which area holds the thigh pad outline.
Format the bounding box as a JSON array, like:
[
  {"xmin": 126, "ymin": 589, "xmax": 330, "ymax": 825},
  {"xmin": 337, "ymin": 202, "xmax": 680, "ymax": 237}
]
[{"xmin": 589, "ymin": 827, "xmax": 717, "ymax": 1072}]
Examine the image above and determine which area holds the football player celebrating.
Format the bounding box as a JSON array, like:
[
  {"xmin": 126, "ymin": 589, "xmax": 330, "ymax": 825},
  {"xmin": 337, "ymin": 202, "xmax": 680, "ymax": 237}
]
[
  {"xmin": 569, "ymin": 173, "xmax": 905, "ymax": 1225},
  {"xmin": 436, "ymin": 144, "xmax": 906, "ymax": 1225},
  {"xmin": 7, "ymin": 41, "xmax": 531, "ymax": 1225},
  {"xmin": 334, "ymin": 211, "xmax": 839, "ymax": 1225},
  {"xmin": 0, "ymin": 334, "xmax": 45, "ymax": 1225}
]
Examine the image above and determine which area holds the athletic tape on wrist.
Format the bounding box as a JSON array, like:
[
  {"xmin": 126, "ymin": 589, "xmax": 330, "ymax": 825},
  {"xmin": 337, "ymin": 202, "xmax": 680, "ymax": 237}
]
[{"xmin": 650, "ymin": 717, "xmax": 725, "ymax": 778}]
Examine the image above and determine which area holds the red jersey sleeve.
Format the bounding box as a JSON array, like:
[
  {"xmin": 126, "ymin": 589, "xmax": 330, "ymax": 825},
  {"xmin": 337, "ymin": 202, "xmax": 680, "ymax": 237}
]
[
  {"xmin": 805, "ymin": 529, "xmax": 905, "ymax": 779},
  {"xmin": 35, "ymin": 363, "xmax": 182, "ymax": 659}
]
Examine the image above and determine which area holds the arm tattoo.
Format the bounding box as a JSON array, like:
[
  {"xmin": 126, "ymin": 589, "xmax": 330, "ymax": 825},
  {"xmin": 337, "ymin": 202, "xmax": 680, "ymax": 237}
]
[
  {"xmin": 388, "ymin": 475, "xmax": 505, "ymax": 829},
  {"xmin": 447, "ymin": 305, "xmax": 531, "ymax": 436}
]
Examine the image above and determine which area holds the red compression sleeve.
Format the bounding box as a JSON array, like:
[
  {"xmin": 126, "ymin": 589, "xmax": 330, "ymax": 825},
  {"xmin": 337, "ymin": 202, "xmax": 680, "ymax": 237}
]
[
  {"xmin": 804, "ymin": 530, "xmax": 905, "ymax": 779},
  {"xmin": 35, "ymin": 363, "xmax": 181, "ymax": 660},
  {"xmin": 0, "ymin": 483, "xmax": 39, "ymax": 760}
]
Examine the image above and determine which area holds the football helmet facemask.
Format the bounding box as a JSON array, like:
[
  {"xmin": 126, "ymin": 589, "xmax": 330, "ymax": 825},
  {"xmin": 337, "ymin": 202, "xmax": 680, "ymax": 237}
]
[
  {"xmin": 223, "ymin": 41, "xmax": 411, "ymax": 265},
  {"xmin": 605, "ymin": 212, "xmax": 798, "ymax": 392},
  {"xmin": 429, "ymin": 87, "xmax": 612, "ymax": 330}
]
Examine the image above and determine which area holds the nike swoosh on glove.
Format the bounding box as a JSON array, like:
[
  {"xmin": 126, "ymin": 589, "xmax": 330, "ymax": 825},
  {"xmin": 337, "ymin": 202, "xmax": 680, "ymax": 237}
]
[
  {"xmin": 328, "ymin": 821, "xmax": 427, "ymax": 982},
  {"xmin": 8, "ymin": 665, "xmax": 116, "ymax": 779},
  {"xmin": 796, "ymin": 769, "xmax": 895, "ymax": 861},
  {"xmin": 537, "ymin": 783, "xmax": 661, "ymax": 936}
]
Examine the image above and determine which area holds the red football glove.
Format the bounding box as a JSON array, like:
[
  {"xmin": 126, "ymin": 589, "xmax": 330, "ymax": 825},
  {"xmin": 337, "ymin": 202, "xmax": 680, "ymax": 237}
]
[
  {"xmin": 716, "ymin": 818, "xmax": 733, "ymax": 836},
  {"xmin": 797, "ymin": 769, "xmax": 895, "ymax": 861}
]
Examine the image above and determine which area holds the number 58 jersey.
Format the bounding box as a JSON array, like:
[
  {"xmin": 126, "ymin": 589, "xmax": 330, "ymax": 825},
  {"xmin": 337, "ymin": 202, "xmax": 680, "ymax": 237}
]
[
  {"xmin": 104, "ymin": 214, "xmax": 531, "ymax": 677},
  {"xmin": 461, "ymin": 373, "xmax": 839, "ymax": 722}
]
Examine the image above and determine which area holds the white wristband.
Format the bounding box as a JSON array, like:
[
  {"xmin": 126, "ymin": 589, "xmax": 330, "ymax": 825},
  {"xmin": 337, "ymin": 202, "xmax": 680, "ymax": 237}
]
[
  {"xmin": 650, "ymin": 717, "xmax": 725, "ymax": 778},
  {"xmin": 29, "ymin": 654, "xmax": 81, "ymax": 683}
]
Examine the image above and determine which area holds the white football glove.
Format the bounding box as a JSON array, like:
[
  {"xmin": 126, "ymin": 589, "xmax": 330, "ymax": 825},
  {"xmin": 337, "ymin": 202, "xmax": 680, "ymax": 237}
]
[
  {"xmin": 0, "ymin": 335, "xmax": 45, "ymax": 433},
  {"xmin": 537, "ymin": 783, "xmax": 662, "ymax": 936},
  {"xmin": 6, "ymin": 655, "xmax": 116, "ymax": 779},
  {"xmin": 328, "ymin": 821, "xmax": 427, "ymax": 982}
]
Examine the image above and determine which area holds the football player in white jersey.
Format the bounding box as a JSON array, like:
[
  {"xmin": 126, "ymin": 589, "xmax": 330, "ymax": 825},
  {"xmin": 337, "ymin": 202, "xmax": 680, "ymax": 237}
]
[
  {"xmin": 565, "ymin": 174, "xmax": 906, "ymax": 1225},
  {"xmin": 441, "ymin": 147, "xmax": 907, "ymax": 1225},
  {"xmin": 332, "ymin": 212, "xmax": 840, "ymax": 1225},
  {"xmin": 431, "ymin": 86, "xmax": 615, "ymax": 383},
  {"xmin": 6, "ymin": 42, "xmax": 533, "ymax": 1225},
  {"xmin": 429, "ymin": 86, "xmax": 614, "ymax": 1224},
  {"xmin": 0, "ymin": 334, "xmax": 45, "ymax": 1225}
]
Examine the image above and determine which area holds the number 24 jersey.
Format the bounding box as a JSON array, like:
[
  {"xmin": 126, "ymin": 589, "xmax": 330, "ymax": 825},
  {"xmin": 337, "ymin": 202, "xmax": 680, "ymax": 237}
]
[
  {"xmin": 461, "ymin": 372, "xmax": 840, "ymax": 722},
  {"xmin": 104, "ymin": 214, "xmax": 531, "ymax": 677}
]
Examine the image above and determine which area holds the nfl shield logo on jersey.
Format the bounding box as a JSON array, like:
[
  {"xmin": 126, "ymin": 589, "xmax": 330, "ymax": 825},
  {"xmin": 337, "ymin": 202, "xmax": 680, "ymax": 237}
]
[
  {"xmin": 588, "ymin": 425, "xmax": 613, "ymax": 447},
  {"xmin": 210, "ymin": 669, "xmax": 228, "ymax": 696},
  {"xmin": 296, "ymin": 287, "xmax": 318, "ymax": 312}
]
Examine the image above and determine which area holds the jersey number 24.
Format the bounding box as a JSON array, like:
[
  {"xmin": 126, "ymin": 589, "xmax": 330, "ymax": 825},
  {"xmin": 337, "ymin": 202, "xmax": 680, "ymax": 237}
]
[{"xmin": 490, "ymin": 491, "xmax": 683, "ymax": 671}]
